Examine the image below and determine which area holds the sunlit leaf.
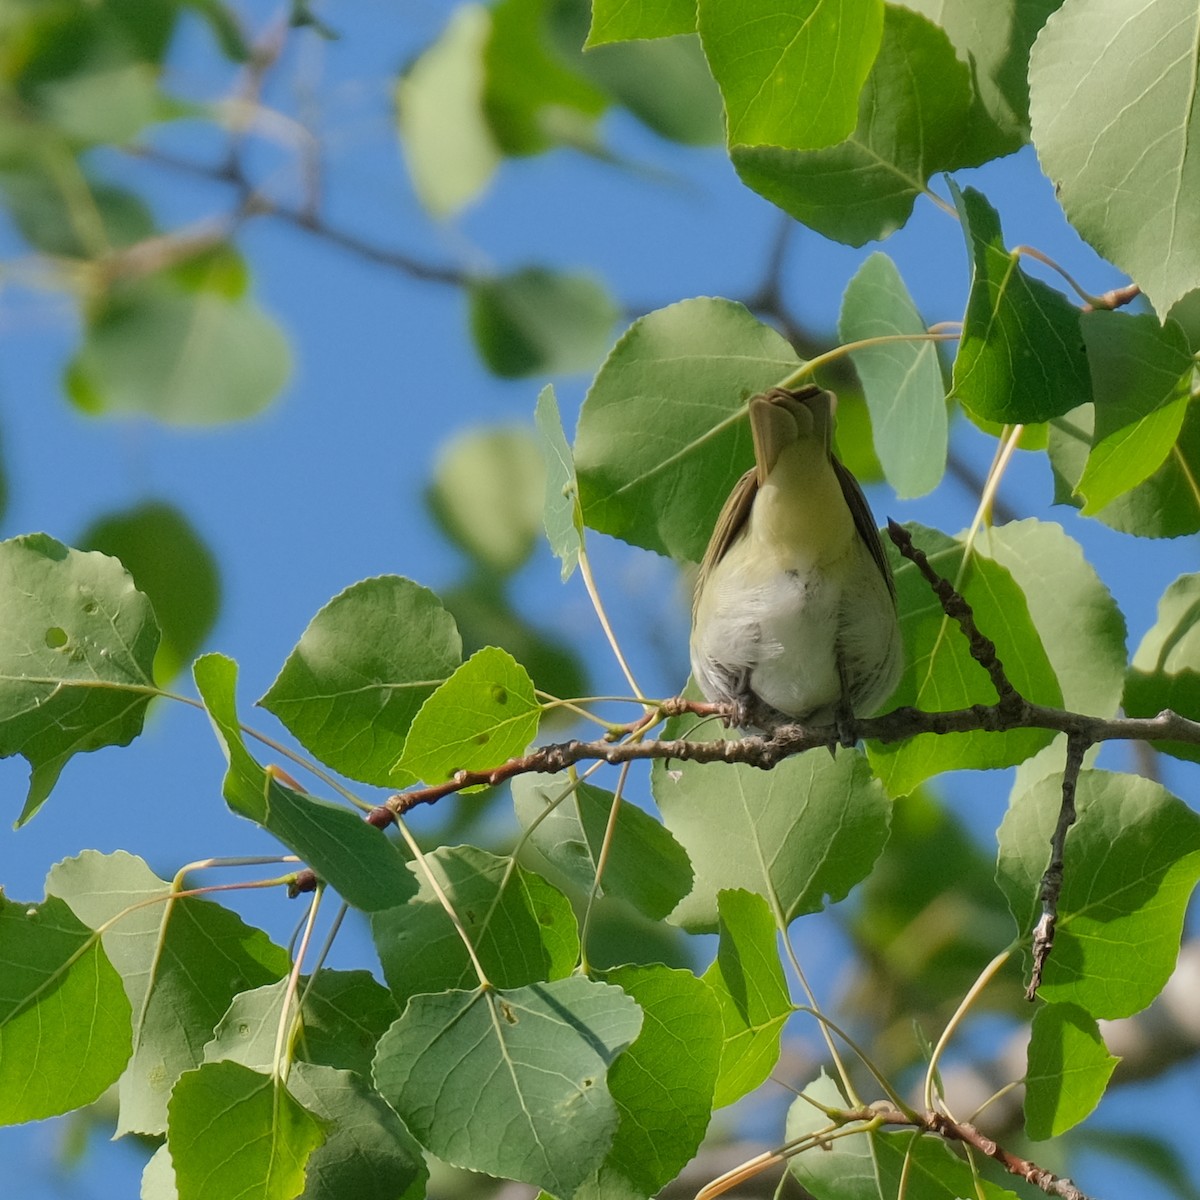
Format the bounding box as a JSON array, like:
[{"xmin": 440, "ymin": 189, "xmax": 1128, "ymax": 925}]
[{"xmin": 1025, "ymin": 1002, "xmax": 1118, "ymax": 1139}]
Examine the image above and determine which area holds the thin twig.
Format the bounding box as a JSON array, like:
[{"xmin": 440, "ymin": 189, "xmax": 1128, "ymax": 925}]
[{"xmin": 1026, "ymin": 734, "xmax": 1088, "ymax": 1000}]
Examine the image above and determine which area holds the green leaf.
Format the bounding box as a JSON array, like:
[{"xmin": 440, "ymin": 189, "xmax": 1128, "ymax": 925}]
[
  {"xmin": 397, "ymin": 646, "xmax": 540, "ymax": 786},
  {"xmin": 698, "ymin": 0, "xmax": 883, "ymax": 150},
  {"xmin": 1125, "ymin": 573, "xmax": 1200, "ymax": 763},
  {"xmin": 787, "ymin": 1072, "xmax": 1021, "ymax": 1199},
  {"xmin": 997, "ymin": 770, "xmax": 1200, "ymax": 1018},
  {"xmin": 168, "ymin": 1061, "xmax": 325, "ymax": 1200},
  {"xmin": 195, "ymin": 653, "xmax": 418, "ymax": 912},
  {"xmin": 396, "ymin": 4, "xmax": 501, "ymax": 216},
  {"xmin": 838, "ymin": 251, "xmax": 946, "ymax": 496},
  {"xmin": 45, "ymin": 849, "xmax": 289, "ymax": 1137},
  {"xmin": 653, "ymin": 717, "xmax": 891, "ymax": 930},
  {"xmin": 0, "ymin": 533, "xmax": 159, "ymax": 824},
  {"xmin": 868, "ymin": 523, "xmax": 1063, "ymax": 796},
  {"xmin": 0, "ymin": 893, "xmax": 132, "ymax": 1123},
  {"xmin": 980, "ymin": 519, "xmax": 1127, "ymax": 717},
  {"xmin": 439, "ymin": 573, "xmax": 587, "ymax": 715},
  {"xmin": 733, "ymin": 6, "xmax": 973, "ymax": 245},
  {"xmin": 1074, "ymin": 312, "xmax": 1194, "ymax": 513},
  {"xmin": 287, "ymin": 1063, "xmax": 428, "ymax": 1200},
  {"xmin": 535, "ymin": 384, "xmax": 583, "ymax": 580},
  {"xmin": 372, "ymin": 977, "xmax": 642, "ymax": 1195},
  {"xmin": 66, "ymin": 247, "xmax": 291, "ymax": 424},
  {"xmin": 259, "ymin": 576, "xmax": 461, "ymax": 787},
  {"xmin": 904, "ymin": 0, "xmax": 1061, "ymax": 162},
  {"xmin": 78, "ymin": 500, "xmax": 220, "ymax": 685},
  {"xmin": 1029, "ymin": 0, "xmax": 1200, "ymax": 317},
  {"xmin": 701, "ymin": 890, "xmax": 791, "ymax": 1108},
  {"xmin": 370, "ymin": 844, "xmax": 579, "ymax": 1008},
  {"xmin": 427, "ymin": 426, "xmax": 545, "ymax": 574},
  {"xmin": 575, "ymin": 964, "xmax": 721, "ymax": 1199},
  {"xmin": 586, "ymin": 0, "xmax": 696, "ymax": 43},
  {"xmin": 575, "ymin": 298, "xmax": 799, "ymax": 561},
  {"xmin": 1048, "ymin": 400, "xmax": 1200, "ymax": 538},
  {"xmin": 1025, "ymin": 1002, "xmax": 1118, "ymax": 1140},
  {"xmin": 483, "ymin": 0, "xmax": 608, "ymax": 156},
  {"xmin": 950, "ymin": 185, "xmax": 1091, "ymax": 424},
  {"xmin": 512, "ymin": 772, "xmax": 693, "ymax": 920},
  {"xmin": 469, "ymin": 266, "xmax": 618, "ymax": 378},
  {"xmin": 205, "ymin": 971, "xmax": 399, "ymax": 1080}
]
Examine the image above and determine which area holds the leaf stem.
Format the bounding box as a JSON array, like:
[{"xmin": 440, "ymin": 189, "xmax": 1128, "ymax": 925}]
[{"xmin": 781, "ymin": 330, "xmax": 960, "ymax": 387}]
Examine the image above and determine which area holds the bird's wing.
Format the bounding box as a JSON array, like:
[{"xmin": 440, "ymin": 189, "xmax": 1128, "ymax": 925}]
[
  {"xmin": 693, "ymin": 466, "xmax": 757, "ymax": 620},
  {"xmin": 832, "ymin": 454, "xmax": 897, "ymax": 602}
]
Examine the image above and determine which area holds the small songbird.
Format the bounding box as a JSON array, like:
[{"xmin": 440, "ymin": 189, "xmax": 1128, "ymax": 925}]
[{"xmin": 689, "ymin": 385, "xmax": 902, "ymax": 734}]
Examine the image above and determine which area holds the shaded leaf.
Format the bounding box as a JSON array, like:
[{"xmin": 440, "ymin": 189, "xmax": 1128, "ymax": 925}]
[
  {"xmin": 1025, "ymin": 1002, "xmax": 1117, "ymax": 1139},
  {"xmin": 373, "ymin": 978, "xmax": 642, "ymax": 1195},
  {"xmin": 512, "ymin": 772, "xmax": 693, "ymax": 920},
  {"xmin": 997, "ymin": 770, "xmax": 1200, "ymax": 1018},
  {"xmin": 371, "ymin": 844, "xmax": 578, "ymax": 1008},
  {"xmin": 654, "ymin": 714, "xmax": 891, "ymax": 930},
  {"xmin": 586, "ymin": 0, "xmax": 696, "ymax": 43},
  {"xmin": 535, "ymin": 383, "xmax": 583, "ymax": 580}
]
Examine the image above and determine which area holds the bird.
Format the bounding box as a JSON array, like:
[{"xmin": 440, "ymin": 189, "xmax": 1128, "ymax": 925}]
[{"xmin": 689, "ymin": 385, "xmax": 902, "ymax": 737}]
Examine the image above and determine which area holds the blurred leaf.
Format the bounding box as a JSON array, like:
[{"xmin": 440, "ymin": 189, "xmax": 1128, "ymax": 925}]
[
  {"xmin": 0, "ymin": 533, "xmax": 159, "ymax": 824},
  {"xmin": 469, "ymin": 266, "xmax": 617, "ymax": 378},
  {"xmin": 196, "ymin": 654, "xmax": 417, "ymax": 912},
  {"xmin": 483, "ymin": 0, "xmax": 608, "ymax": 156},
  {"xmin": 1071, "ymin": 1129, "xmax": 1200, "ymax": 1200},
  {"xmin": 586, "ymin": 0, "xmax": 696, "ymax": 43},
  {"xmin": 396, "ymin": 4, "xmax": 501, "ymax": 217},
  {"xmin": 701, "ymin": 889, "xmax": 791, "ymax": 1108},
  {"xmin": 428, "ymin": 426, "xmax": 545, "ymax": 574},
  {"xmin": 205, "ymin": 972, "xmax": 400, "ymax": 1081},
  {"xmin": 1124, "ymin": 572, "xmax": 1200, "ymax": 763},
  {"xmin": 512, "ymin": 772, "xmax": 693, "ymax": 920},
  {"xmin": 1075, "ymin": 312, "xmax": 1194, "ymax": 513},
  {"xmin": 698, "ymin": 0, "xmax": 883, "ymax": 150},
  {"xmin": 370, "ymin": 844, "xmax": 579, "ymax": 1009},
  {"xmin": 997, "ymin": 770, "xmax": 1200, "ymax": 1018},
  {"xmin": 79, "ymin": 500, "xmax": 220, "ymax": 685},
  {"xmin": 372, "ymin": 978, "xmax": 642, "ymax": 1195},
  {"xmin": 0, "ymin": 893, "xmax": 131, "ymax": 1123},
  {"xmin": 788, "ymin": 1072, "xmax": 1022, "ymax": 1198},
  {"xmin": 535, "ymin": 383, "xmax": 583, "ymax": 580},
  {"xmin": 563, "ymin": 31, "xmax": 723, "ymax": 145},
  {"xmin": 904, "ymin": 0, "xmax": 1061, "ymax": 162},
  {"xmin": 440, "ymin": 571, "xmax": 587, "ymax": 712},
  {"xmin": 66, "ymin": 246, "xmax": 291, "ymax": 424},
  {"xmin": 259, "ymin": 576, "xmax": 461, "ymax": 787},
  {"xmin": 654, "ymin": 713, "xmax": 891, "ymax": 930},
  {"xmin": 1025, "ymin": 1003, "xmax": 1117, "ymax": 1139},
  {"xmin": 287, "ymin": 1063, "xmax": 428, "ymax": 1200},
  {"xmin": 167, "ymin": 1062, "xmax": 324, "ymax": 1200},
  {"xmin": 1048, "ymin": 400, "xmax": 1200, "ymax": 538},
  {"xmin": 398, "ymin": 646, "xmax": 541, "ymax": 786},
  {"xmin": 838, "ymin": 251, "xmax": 946, "ymax": 496},
  {"xmin": 575, "ymin": 298, "xmax": 799, "ymax": 562},
  {"xmin": 950, "ymin": 185, "xmax": 1091, "ymax": 424},
  {"xmin": 982, "ymin": 519, "xmax": 1127, "ymax": 717},
  {"xmin": 734, "ymin": 6, "xmax": 973, "ymax": 245},
  {"xmin": 575, "ymin": 964, "xmax": 721, "ymax": 1198},
  {"xmin": 867, "ymin": 524, "xmax": 1061, "ymax": 794},
  {"xmin": 1029, "ymin": 0, "xmax": 1200, "ymax": 316},
  {"xmin": 46, "ymin": 849, "xmax": 289, "ymax": 1137},
  {"xmin": 0, "ymin": 170, "xmax": 154, "ymax": 258},
  {"xmin": 182, "ymin": 0, "xmax": 252, "ymax": 62}
]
